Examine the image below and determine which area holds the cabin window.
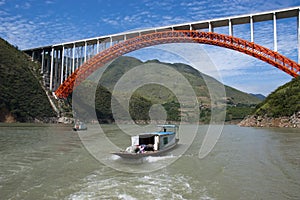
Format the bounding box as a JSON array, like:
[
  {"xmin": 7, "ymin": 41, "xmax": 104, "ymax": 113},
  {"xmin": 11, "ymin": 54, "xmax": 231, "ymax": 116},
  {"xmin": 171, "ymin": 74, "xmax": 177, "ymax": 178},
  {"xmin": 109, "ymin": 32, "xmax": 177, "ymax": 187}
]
[
  {"xmin": 139, "ymin": 135, "xmax": 155, "ymax": 145},
  {"xmin": 163, "ymin": 137, "xmax": 168, "ymax": 145}
]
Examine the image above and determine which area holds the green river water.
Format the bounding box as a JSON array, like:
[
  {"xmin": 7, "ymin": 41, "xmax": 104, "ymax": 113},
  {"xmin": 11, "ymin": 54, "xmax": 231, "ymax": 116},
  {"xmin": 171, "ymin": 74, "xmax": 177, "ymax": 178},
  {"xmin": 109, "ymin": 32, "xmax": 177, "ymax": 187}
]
[{"xmin": 0, "ymin": 124, "xmax": 299, "ymax": 200}]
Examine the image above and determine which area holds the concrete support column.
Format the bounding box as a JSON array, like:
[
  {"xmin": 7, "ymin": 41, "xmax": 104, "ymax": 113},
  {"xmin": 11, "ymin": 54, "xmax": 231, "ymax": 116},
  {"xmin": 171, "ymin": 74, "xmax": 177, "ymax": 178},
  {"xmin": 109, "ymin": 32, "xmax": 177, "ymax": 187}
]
[
  {"xmin": 273, "ymin": 13, "xmax": 278, "ymax": 52},
  {"xmin": 46, "ymin": 50, "xmax": 50, "ymax": 87},
  {"xmin": 72, "ymin": 43, "xmax": 75, "ymax": 73},
  {"xmin": 229, "ymin": 19, "xmax": 233, "ymax": 36},
  {"xmin": 97, "ymin": 39, "xmax": 99, "ymax": 54},
  {"xmin": 84, "ymin": 41, "xmax": 87, "ymax": 63},
  {"xmin": 54, "ymin": 49, "xmax": 59, "ymax": 90},
  {"xmin": 250, "ymin": 16, "xmax": 254, "ymax": 42},
  {"xmin": 110, "ymin": 37, "xmax": 112, "ymax": 47},
  {"xmin": 41, "ymin": 49, "xmax": 45, "ymax": 74},
  {"xmin": 65, "ymin": 48, "xmax": 69, "ymax": 79},
  {"xmin": 50, "ymin": 47, "xmax": 54, "ymax": 91},
  {"xmin": 209, "ymin": 22, "xmax": 213, "ymax": 32},
  {"xmin": 60, "ymin": 46, "xmax": 65, "ymax": 84},
  {"xmin": 189, "ymin": 24, "xmax": 192, "ymax": 30}
]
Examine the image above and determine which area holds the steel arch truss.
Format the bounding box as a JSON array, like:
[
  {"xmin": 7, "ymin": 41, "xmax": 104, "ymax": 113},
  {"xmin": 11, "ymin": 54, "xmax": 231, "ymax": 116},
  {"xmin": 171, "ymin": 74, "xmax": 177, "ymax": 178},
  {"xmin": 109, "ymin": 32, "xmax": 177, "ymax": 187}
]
[{"xmin": 55, "ymin": 30, "xmax": 300, "ymax": 98}]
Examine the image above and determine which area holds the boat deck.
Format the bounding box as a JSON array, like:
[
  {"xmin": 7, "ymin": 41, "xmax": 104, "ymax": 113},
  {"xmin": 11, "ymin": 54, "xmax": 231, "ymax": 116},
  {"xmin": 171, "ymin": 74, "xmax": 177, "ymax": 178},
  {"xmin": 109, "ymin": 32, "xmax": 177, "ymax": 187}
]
[{"xmin": 112, "ymin": 139, "xmax": 179, "ymax": 159}]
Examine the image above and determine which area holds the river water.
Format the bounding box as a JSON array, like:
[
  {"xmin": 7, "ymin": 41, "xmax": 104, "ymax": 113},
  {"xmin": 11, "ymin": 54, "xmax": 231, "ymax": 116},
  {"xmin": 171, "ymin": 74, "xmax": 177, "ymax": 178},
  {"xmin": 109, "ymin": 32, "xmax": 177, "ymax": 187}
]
[{"xmin": 0, "ymin": 123, "xmax": 299, "ymax": 200}]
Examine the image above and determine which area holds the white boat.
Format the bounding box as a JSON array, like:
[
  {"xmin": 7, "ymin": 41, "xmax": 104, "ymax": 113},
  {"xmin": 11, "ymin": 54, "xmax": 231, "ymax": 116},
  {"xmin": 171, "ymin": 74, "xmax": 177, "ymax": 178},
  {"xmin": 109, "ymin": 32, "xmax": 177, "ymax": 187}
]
[
  {"xmin": 112, "ymin": 125, "xmax": 179, "ymax": 159},
  {"xmin": 73, "ymin": 121, "xmax": 87, "ymax": 131}
]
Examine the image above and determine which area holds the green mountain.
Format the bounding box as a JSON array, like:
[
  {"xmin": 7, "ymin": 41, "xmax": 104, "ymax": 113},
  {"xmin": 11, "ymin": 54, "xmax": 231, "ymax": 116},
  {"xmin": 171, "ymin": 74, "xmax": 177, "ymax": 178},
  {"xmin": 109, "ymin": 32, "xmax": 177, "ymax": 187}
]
[
  {"xmin": 239, "ymin": 77, "xmax": 300, "ymax": 128},
  {"xmin": 0, "ymin": 38, "xmax": 56, "ymax": 122},
  {"xmin": 254, "ymin": 77, "xmax": 300, "ymax": 117},
  {"xmin": 249, "ymin": 93, "xmax": 266, "ymax": 101},
  {"xmin": 77, "ymin": 56, "xmax": 261, "ymax": 123},
  {"xmin": 97, "ymin": 57, "xmax": 261, "ymax": 104}
]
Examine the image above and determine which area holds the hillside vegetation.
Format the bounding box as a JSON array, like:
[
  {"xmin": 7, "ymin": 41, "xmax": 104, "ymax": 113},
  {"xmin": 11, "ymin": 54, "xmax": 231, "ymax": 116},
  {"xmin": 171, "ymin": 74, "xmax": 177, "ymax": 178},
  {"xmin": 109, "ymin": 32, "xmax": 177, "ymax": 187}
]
[
  {"xmin": 76, "ymin": 56, "xmax": 261, "ymax": 123},
  {"xmin": 0, "ymin": 36, "xmax": 262, "ymax": 124},
  {"xmin": 254, "ymin": 77, "xmax": 300, "ymax": 117},
  {"xmin": 239, "ymin": 77, "xmax": 300, "ymax": 128},
  {"xmin": 0, "ymin": 38, "xmax": 56, "ymax": 122}
]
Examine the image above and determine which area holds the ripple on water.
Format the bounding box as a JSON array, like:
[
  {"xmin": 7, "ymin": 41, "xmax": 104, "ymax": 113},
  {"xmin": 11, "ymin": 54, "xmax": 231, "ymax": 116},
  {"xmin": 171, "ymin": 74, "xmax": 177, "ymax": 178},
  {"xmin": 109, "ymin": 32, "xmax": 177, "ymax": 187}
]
[{"xmin": 67, "ymin": 169, "xmax": 215, "ymax": 200}]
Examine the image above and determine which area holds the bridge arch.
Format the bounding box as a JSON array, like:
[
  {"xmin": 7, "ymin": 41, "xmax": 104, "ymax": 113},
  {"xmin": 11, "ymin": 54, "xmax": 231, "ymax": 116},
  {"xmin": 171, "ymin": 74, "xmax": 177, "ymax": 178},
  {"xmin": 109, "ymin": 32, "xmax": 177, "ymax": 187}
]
[{"xmin": 55, "ymin": 30, "xmax": 300, "ymax": 98}]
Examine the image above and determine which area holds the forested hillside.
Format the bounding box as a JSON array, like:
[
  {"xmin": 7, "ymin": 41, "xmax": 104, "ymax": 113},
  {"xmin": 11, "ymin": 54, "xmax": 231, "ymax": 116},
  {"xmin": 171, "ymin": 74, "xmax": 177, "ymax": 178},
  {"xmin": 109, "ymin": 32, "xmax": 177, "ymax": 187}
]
[
  {"xmin": 78, "ymin": 56, "xmax": 261, "ymax": 123},
  {"xmin": 254, "ymin": 77, "xmax": 300, "ymax": 117},
  {"xmin": 239, "ymin": 77, "xmax": 300, "ymax": 128},
  {"xmin": 0, "ymin": 38, "xmax": 56, "ymax": 122}
]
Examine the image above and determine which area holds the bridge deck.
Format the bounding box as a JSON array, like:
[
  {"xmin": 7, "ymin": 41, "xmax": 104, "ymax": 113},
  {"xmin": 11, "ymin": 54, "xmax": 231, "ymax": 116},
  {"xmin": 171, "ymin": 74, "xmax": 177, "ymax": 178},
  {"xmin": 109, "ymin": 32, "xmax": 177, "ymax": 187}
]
[
  {"xmin": 24, "ymin": 6, "xmax": 300, "ymax": 52},
  {"xmin": 23, "ymin": 6, "xmax": 300, "ymax": 92}
]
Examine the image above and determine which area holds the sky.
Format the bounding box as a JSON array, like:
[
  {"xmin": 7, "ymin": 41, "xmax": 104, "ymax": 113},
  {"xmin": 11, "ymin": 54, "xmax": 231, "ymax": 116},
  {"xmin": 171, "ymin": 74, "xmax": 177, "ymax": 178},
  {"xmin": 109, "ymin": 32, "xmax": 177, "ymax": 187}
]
[{"xmin": 1, "ymin": 0, "xmax": 300, "ymax": 95}]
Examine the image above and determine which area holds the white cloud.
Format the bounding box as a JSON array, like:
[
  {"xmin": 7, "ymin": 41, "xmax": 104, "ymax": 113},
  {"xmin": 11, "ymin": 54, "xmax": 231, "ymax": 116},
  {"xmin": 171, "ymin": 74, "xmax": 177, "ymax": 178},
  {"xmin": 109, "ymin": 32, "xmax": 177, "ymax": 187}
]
[
  {"xmin": 15, "ymin": 2, "xmax": 31, "ymax": 9},
  {"xmin": 0, "ymin": 3, "xmax": 90, "ymax": 49},
  {"xmin": 45, "ymin": 0, "xmax": 55, "ymax": 4},
  {"xmin": 180, "ymin": 1, "xmax": 207, "ymax": 7},
  {"xmin": 101, "ymin": 17, "xmax": 120, "ymax": 26}
]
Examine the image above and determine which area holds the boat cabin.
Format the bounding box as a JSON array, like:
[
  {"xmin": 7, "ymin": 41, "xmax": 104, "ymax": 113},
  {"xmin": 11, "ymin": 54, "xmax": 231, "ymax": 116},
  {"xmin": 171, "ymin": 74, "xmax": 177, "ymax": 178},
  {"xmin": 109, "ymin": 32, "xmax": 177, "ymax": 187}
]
[
  {"xmin": 73, "ymin": 121, "xmax": 87, "ymax": 131},
  {"xmin": 130, "ymin": 125, "xmax": 178, "ymax": 152}
]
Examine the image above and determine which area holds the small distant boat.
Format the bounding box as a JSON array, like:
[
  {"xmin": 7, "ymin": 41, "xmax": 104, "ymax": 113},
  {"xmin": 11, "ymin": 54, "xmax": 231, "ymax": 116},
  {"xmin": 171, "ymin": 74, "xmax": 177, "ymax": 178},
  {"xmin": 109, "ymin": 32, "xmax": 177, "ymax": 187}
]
[
  {"xmin": 73, "ymin": 121, "xmax": 87, "ymax": 131},
  {"xmin": 112, "ymin": 125, "xmax": 179, "ymax": 159}
]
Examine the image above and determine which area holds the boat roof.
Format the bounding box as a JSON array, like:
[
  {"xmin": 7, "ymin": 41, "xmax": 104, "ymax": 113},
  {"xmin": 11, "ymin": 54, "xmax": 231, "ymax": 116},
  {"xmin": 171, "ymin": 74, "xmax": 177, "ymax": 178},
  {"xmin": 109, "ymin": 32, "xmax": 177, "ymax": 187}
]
[
  {"xmin": 156, "ymin": 124, "xmax": 178, "ymax": 128},
  {"xmin": 138, "ymin": 131, "xmax": 175, "ymax": 137}
]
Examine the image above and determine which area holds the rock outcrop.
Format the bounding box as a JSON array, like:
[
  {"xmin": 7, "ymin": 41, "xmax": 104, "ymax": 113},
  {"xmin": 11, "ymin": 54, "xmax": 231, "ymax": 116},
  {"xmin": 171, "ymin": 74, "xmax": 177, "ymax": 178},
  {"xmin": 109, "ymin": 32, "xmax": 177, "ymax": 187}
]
[{"xmin": 239, "ymin": 111, "xmax": 300, "ymax": 128}]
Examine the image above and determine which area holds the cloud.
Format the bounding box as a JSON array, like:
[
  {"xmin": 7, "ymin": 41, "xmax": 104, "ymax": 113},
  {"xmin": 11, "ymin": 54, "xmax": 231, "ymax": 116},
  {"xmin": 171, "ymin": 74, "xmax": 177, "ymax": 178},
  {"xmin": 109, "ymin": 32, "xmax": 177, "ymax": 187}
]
[
  {"xmin": 45, "ymin": 0, "xmax": 55, "ymax": 4},
  {"xmin": 0, "ymin": 2, "xmax": 90, "ymax": 49},
  {"xmin": 180, "ymin": 1, "xmax": 207, "ymax": 7},
  {"xmin": 15, "ymin": 2, "xmax": 31, "ymax": 9},
  {"xmin": 101, "ymin": 17, "xmax": 120, "ymax": 26}
]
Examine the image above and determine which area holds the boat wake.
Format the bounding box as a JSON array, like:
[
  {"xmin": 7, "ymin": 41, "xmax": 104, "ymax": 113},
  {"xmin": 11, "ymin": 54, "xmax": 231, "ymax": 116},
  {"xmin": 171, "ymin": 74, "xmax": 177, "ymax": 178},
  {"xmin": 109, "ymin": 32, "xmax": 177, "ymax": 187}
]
[
  {"xmin": 67, "ymin": 168, "xmax": 215, "ymax": 200},
  {"xmin": 143, "ymin": 155, "xmax": 176, "ymax": 163},
  {"xmin": 108, "ymin": 154, "xmax": 177, "ymax": 165}
]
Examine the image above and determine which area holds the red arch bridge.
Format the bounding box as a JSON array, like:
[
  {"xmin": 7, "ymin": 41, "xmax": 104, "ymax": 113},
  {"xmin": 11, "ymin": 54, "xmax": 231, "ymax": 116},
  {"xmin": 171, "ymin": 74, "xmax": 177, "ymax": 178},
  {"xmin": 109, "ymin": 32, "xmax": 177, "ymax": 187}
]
[{"xmin": 24, "ymin": 7, "xmax": 300, "ymax": 99}]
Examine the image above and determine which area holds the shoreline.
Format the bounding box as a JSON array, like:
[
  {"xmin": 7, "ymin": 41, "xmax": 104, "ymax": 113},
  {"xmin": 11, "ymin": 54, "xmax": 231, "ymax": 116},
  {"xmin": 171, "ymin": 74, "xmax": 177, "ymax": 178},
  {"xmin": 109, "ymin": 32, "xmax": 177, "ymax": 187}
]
[
  {"xmin": 239, "ymin": 112, "xmax": 300, "ymax": 128},
  {"xmin": 2, "ymin": 114, "xmax": 299, "ymax": 129}
]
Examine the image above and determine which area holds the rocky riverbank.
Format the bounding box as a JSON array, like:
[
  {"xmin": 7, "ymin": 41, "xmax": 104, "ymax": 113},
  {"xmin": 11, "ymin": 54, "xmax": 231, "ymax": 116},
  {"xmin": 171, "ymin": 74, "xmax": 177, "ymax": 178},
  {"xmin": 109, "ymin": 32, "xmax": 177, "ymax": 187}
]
[{"xmin": 239, "ymin": 111, "xmax": 300, "ymax": 128}]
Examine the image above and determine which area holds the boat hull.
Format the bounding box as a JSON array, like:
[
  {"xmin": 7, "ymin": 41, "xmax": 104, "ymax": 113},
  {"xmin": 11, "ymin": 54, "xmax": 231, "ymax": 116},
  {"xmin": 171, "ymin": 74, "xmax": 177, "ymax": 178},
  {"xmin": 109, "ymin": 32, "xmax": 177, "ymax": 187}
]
[
  {"xmin": 73, "ymin": 127, "xmax": 87, "ymax": 131},
  {"xmin": 112, "ymin": 139, "xmax": 179, "ymax": 159}
]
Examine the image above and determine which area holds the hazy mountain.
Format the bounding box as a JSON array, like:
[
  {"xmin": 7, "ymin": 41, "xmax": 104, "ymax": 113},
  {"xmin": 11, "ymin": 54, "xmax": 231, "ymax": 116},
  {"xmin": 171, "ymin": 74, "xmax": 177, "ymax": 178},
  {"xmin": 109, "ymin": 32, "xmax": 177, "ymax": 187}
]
[{"xmin": 249, "ymin": 93, "xmax": 266, "ymax": 100}]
